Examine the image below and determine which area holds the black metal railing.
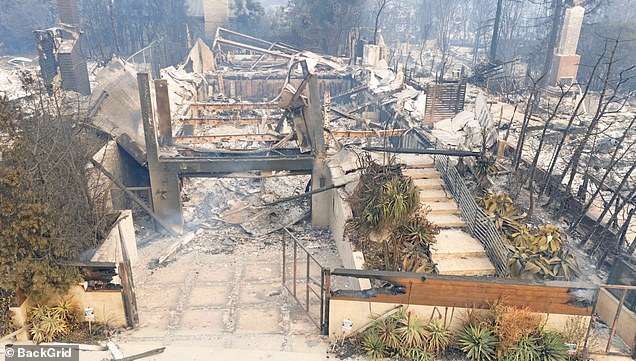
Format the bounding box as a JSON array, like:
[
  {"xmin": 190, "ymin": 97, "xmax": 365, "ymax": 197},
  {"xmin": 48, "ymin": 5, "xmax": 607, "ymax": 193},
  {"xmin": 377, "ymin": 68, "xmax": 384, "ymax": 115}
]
[{"xmin": 282, "ymin": 228, "xmax": 330, "ymax": 335}]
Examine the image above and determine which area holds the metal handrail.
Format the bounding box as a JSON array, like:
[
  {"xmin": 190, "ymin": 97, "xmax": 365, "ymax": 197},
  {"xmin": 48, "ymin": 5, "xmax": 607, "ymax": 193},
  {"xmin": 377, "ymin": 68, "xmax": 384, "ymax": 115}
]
[{"xmin": 433, "ymin": 153, "xmax": 511, "ymax": 276}]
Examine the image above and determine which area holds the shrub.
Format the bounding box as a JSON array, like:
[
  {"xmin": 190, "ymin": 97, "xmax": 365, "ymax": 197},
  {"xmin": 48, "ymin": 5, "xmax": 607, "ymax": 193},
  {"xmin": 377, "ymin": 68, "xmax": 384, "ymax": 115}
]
[
  {"xmin": 493, "ymin": 304, "xmax": 542, "ymax": 352},
  {"xmin": 458, "ymin": 324, "xmax": 498, "ymax": 361}
]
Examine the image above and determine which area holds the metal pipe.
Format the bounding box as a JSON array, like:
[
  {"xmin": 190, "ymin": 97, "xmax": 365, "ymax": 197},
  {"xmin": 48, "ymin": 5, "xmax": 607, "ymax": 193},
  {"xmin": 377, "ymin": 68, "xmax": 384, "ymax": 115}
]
[
  {"xmin": 323, "ymin": 268, "xmax": 331, "ymax": 336},
  {"xmin": 306, "ymin": 256, "xmax": 310, "ymax": 312},
  {"xmin": 364, "ymin": 146, "xmax": 481, "ymax": 157},
  {"xmin": 293, "ymin": 240, "xmax": 297, "ymax": 297}
]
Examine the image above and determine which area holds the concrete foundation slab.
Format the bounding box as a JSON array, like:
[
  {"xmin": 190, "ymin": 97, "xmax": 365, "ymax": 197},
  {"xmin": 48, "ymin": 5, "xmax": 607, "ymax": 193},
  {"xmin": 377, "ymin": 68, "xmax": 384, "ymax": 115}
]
[
  {"xmin": 188, "ymin": 286, "xmax": 231, "ymax": 307},
  {"xmin": 178, "ymin": 309, "xmax": 227, "ymax": 334},
  {"xmin": 236, "ymin": 308, "xmax": 282, "ymax": 334}
]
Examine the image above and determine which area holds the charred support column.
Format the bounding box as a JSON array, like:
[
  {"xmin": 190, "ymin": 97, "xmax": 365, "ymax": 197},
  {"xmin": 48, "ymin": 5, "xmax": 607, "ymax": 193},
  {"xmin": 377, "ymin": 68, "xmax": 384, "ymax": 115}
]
[
  {"xmin": 138, "ymin": 73, "xmax": 184, "ymax": 233},
  {"xmin": 305, "ymin": 72, "xmax": 330, "ymax": 226},
  {"xmin": 154, "ymin": 79, "xmax": 173, "ymax": 146}
]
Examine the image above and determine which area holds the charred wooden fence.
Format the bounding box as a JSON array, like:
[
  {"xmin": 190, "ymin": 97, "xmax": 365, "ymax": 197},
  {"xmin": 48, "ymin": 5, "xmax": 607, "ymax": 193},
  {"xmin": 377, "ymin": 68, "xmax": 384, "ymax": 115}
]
[{"xmin": 329, "ymin": 269, "xmax": 594, "ymax": 316}]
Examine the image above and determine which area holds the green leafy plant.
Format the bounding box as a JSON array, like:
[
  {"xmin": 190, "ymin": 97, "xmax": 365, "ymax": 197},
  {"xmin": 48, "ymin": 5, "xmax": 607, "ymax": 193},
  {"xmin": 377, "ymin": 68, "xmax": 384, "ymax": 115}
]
[
  {"xmin": 458, "ymin": 324, "xmax": 498, "ymax": 361},
  {"xmin": 399, "ymin": 346, "xmax": 434, "ymax": 361},
  {"xmin": 478, "ymin": 191, "xmax": 580, "ymax": 281}
]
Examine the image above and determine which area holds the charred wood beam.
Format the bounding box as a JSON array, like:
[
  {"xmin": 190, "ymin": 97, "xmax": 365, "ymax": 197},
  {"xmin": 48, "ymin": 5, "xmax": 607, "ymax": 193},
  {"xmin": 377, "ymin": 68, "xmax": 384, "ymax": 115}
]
[
  {"xmin": 363, "ymin": 147, "xmax": 481, "ymax": 157},
  {"xmin": 190, "ymin": 102, "xmax": 280, "ymax": 111},
  {"xmin": 217, "ymin": 27, "xmax": 298, "ymax": 54},
  {"xmin": 215, "ymin": 38, "xmax": 293, "ymax": 59},
  {"xmin": 332, "ymin": 129, "xmax": 406, "ymax": 138},
  {"xmin": 159, "ymin": 154, "xmax": 314, "ymax": 176},
  {"xmin": 174, "ymin": 134, "xmax": 286, "ymax": 143},
  {"xmin": 180, "ymin": 117, "xmax": 279, "ymax": 127},
  {"xmin": 329, "ymin": 84, "xmax": 369, "ymax": 102}
]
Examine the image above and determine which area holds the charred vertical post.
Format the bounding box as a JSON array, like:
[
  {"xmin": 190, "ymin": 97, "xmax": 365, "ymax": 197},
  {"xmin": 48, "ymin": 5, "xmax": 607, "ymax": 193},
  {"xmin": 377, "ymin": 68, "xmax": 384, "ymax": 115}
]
[
  {"xmin": 304, "ymin": 65, "xmax": 330, "ymax": 226},
  {"xmin": 154, "ymin": 79, "xmax": 174, "ymax": 147},
  {"xmin": 138, "ymin": 73, "xmax": 184, "ymax": 234}
]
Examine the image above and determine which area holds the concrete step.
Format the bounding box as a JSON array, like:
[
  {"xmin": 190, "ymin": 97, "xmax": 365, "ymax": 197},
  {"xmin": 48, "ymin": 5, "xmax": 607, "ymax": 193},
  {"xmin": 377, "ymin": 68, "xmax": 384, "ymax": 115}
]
[
  {"xmin": 422, "ymin": 201, "xmax": 460, "ymax": 215},
  {"xmin": 404, "ymin": 168, "xmax": 441, "ymax": 179},
  {"xmin": 405, "ymin": 162, "xmax": 436, "ymax": 169},
  {"xmin": 419, "ymin": 189, "xmax": 452, "ymax": 202},
  {"xmin": 435, "ymin": 256, "xmax": 496, "ymax": 276},
  {"xmin": 413, "ymin": 178, "xmax": 445, "ymax": 190},
  {"xmin": 431, "ymin": 229, "xmax": 487, "ymax": 260},
  {"xmin": 427, "ymin": 213, "xmax": 466, "ymax": 228}
]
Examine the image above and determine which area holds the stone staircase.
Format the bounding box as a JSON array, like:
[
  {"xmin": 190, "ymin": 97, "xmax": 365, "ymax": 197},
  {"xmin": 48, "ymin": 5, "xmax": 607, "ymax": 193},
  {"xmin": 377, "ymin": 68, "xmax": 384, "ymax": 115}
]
[{"xmin": 398, "ymin": 154, "xmax": 496, "ymax": 277}]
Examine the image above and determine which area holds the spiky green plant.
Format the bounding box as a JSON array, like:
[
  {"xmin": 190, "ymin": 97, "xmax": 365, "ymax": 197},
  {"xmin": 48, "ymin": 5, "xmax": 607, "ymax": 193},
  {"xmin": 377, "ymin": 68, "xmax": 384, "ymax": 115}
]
[
  {"xmin": 504, "ymin": 334, "xmax": 541, "ymax": 361},
  {"xmin": 395, "ymin": 310, "xmax": 427, "ymax": 349},
  {"xmin": 361, "ymin": 329, "xmax": 386, "ymax": 359},
  {"xmin": 458, "ymin": 324, "xmax": 498, "ymax": 361},
  {"xmin": 29, "ymin": 307, "xmax": 69, "ymax": 343},
  {"xmin": 350, "ymin": 154, "xmax": 419, "ymax": 233},
  {"xmin": 424, "ymin": 322, "xmax": 450, "ymax": 355},
  {"xmin": 539, "ymin": 332, "xmax": 568, "ymax": 361},
  {"xmin": 399, "ymin": 346, "xmax": 434, "ymax": 361},
  {"xmin": 372, "ymin": 314, "xmax": 401, "ymax": 350}
]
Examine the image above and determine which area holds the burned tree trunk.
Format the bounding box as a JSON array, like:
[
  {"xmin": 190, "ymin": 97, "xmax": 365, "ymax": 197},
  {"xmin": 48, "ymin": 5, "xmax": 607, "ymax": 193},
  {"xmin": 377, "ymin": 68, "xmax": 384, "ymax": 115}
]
[{"xmin": 569, "ymin": 115, "xmax": 636, "ymax": 231}]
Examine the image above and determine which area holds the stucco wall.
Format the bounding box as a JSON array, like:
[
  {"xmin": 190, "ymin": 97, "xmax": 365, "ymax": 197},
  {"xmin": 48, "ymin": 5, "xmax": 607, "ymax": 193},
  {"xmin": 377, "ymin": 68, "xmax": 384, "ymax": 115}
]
[
  {"xmin": 596, "ymin": 289, "xmax": 636, "ymax": 352},
  {"xmin": 328, "ymin": 299, "xmax": 591, "ymax": 340}
]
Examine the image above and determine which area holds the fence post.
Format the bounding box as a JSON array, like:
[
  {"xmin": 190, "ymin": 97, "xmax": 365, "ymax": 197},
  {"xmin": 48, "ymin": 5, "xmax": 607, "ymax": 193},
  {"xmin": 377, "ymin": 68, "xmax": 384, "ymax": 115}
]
[
  {"xmin": 293, "ymin": 240, "xmax": 297, "ymax": 297},
  {"xmin": 323, "ymin": 268, "xmax": 331, "ymax": 336},
  {"xmin": 282, "ymin": 233, "xmax": 286, "ymax": 285},
  {"xmin": 306, "ymin": 256, "xmax": 310, "ymax": 313},
  {"xmin": 607, "ymin": 288, "xmax": 628, "ymax": 353}
]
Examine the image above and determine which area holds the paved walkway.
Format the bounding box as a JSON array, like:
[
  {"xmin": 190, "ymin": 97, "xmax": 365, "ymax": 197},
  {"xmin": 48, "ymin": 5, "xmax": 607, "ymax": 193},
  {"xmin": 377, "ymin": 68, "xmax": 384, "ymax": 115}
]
[{"xmin": 106, "ymin": 177, "xmax": 343, "ymax": 359}]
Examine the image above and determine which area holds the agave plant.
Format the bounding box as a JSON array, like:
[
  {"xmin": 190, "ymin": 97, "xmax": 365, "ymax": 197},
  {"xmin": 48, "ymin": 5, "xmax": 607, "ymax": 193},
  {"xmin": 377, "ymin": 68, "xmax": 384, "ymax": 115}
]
[
  {"xmin": 399, "ymin": 346, "xmax": 434, "ymax": 361},
  {"xmin": 538, "ymin": 332, "xmax": 568, "ymax": 361},
  {"xmin": 458, "ymin": 324, "xmax": 498, "ymax": 361},
  {"xmin": 350, "ymin": 154, "xmax": 420, "ymax": 232},
  {"xmin": 29, "ymin": 306, "xmax": 70, "ymax": 344},
  {"xmin": 535, "ymin": 225, "xmax": 564, "ymax": 254},
  {"xmin": 361, "ymin": 329, "xmax": 386, "ymax": 359},
  {"xmin": 424, "ymin": 321, "xmax": 450, "ymax": 355},
  {"xmin": 372, "ymin": 314, "xmax": 401, "ymax": 350},
  {"xmin": 395, "ymin": 310, "xmax": 427, "ymax": 349},
  {"xmin": 504, "ymin": 334, "xmax": 541, "ymax": 361}
]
